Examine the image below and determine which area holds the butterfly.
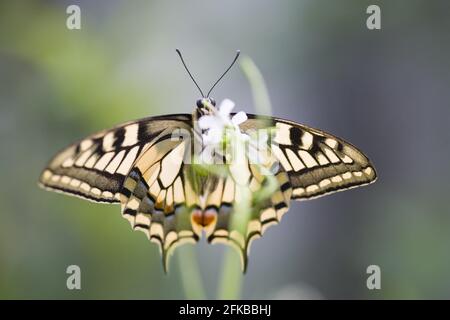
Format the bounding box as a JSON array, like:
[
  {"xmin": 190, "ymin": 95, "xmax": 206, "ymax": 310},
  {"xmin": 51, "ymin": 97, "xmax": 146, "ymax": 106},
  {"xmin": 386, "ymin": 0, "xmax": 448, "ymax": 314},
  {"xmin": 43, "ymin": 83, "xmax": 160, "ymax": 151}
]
[{"xmin": 39, "ymin": 50, "xmax": 377, "ymax": 272}]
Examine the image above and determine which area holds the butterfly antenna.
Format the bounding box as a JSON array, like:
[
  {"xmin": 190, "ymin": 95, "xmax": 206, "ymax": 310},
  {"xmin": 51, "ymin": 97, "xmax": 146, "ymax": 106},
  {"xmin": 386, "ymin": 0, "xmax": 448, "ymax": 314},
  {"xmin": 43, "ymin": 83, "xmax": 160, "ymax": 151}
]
[
  {"xmin": 207, "ymin": 50, "xmax": 240, "ymax": 98},
  {"xmin": 176, "ymin": 49, "xmax": 205, "ymax": 97}
]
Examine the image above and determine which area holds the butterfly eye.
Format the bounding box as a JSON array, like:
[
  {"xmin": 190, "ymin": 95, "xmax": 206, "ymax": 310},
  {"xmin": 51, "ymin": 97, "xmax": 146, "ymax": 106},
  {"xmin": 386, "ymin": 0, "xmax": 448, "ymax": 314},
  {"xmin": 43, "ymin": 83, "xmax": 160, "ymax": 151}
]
[
  {"xmin": 209, "ymin": 98, "xmax": 216, "ymax": 106},
  {"xmin": 196, "ymin": 99, "xmax": 203, "ymax": 108}
]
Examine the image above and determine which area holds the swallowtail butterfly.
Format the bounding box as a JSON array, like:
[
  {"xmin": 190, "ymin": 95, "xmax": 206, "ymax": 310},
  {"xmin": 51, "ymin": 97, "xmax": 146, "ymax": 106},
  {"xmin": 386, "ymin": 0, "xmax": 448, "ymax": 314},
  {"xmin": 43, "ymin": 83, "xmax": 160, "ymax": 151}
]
[{"xmin": 39, "ymin": 50, "xmax": 377, "ymax": 272}]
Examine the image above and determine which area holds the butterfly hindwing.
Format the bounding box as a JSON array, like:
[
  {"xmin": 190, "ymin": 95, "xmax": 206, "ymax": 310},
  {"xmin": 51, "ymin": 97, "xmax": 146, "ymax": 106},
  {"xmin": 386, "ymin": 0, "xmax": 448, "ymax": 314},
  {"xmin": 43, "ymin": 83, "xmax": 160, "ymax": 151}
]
[
  {"xmin": 205, "ymin": 171, "xmax": 292, "ymax": 272},
  {"xmin": 119, "ymin": 128, "xmax": 201, "ymax": 272},
  {"xmin": 204, "ymin": 136, "xmax": 293, "ymax": 272},
  {"xmin": 39, "ymin": 114, "xmax": 192, "ymax": 203}
]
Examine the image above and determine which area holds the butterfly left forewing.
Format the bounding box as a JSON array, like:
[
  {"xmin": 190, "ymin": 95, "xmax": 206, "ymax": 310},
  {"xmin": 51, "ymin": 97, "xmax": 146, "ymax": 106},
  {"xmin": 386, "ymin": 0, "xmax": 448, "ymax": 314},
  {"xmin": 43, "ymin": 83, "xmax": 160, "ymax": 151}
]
[{"xmin": 39, "ymin": 114, "xmax": 192, "ymax": 203}]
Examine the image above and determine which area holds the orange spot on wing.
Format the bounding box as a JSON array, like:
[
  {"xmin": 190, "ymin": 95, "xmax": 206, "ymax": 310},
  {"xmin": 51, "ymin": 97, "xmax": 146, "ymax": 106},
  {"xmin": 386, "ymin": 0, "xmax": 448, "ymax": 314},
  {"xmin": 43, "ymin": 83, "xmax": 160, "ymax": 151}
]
[
  {"xmin": 203, "ymin": 209, "xmax": 217, "ymax": 227},
  {"xmin": 191, "ymin": 208, "xmax": 217, "ymax": 227}
]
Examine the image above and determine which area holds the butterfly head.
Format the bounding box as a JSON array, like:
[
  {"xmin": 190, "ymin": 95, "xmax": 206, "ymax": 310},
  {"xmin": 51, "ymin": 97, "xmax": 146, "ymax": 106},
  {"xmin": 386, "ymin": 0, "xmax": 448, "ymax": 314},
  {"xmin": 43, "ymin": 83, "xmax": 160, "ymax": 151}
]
[{"xmin": 196, "ymin": 97, "xmax": 216, "ymax": 115}]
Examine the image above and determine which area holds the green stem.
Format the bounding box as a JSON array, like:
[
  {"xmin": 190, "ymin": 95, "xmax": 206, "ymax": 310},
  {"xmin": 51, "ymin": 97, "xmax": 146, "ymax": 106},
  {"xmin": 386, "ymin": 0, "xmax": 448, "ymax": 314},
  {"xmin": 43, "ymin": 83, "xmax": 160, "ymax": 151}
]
[
  {"xmin": 177, "ymin": 245, "xmax": 206, "ymax": 299},
  {"xmin": 218, "ymin": 184, "xmax": 250, "ymax": 299},
  {"xmin": 240, "ymin": 56, "xmax": 272, "ymax": 116},
  {"xmin": 218, "ymin": 247, "xmax": 244, "ymax": 299},
  {"xmin": 216, "ymin": 56, "xmax": 274, "ymax": 299}
]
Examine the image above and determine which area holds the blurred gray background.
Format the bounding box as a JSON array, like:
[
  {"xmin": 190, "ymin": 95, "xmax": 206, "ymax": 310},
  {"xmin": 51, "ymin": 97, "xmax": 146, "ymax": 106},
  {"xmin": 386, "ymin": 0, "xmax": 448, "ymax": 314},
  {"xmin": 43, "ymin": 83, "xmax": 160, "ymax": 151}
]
[{"xmin": 0, "ymin": 0, "xmax": 449, "ymax": 299}]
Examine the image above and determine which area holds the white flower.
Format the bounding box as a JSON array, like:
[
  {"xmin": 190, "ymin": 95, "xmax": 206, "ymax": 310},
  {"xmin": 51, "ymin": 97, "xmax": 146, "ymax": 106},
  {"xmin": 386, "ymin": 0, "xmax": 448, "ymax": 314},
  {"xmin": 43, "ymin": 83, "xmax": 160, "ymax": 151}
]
[
  {"xmin": 197, "ymin": 99, "xmax": 249, "ymax": 163},
  {"xmin": 198, "ymin": 99, "xmax": 248, "ymax": 146}
]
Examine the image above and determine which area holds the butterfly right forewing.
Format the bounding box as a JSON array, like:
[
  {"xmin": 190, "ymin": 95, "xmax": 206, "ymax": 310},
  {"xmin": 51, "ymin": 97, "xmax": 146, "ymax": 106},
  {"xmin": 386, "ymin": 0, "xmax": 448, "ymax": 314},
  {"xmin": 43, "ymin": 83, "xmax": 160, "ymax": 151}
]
[{"xmin": 241, "ymin": 114, "xmax": 377, "ymax": 200}]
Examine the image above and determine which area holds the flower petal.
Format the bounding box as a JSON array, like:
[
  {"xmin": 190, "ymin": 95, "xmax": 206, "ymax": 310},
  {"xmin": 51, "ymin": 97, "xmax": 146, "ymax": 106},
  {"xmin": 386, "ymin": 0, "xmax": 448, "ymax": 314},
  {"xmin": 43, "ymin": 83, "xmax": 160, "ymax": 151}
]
[
  {"xmin": 210, "ymin": 132, "xmax": 224, "ymax": 144},
  {"xmin": 241, "ymin": 133, "xmax": 250, "ymax": 141},
  {"xmin": 198, "ymin": 115, "xmax": 217, "ymax": 129},
  {"xmin": 231, "ymin": 111, "xmax": 248, "ymax": 126},
  {"xmin": 219, "ymin": 99, "xmax": 235, "ymax": 118},
  {"xmin": 203, "ymin": 128, "xmax": 223, "ymax": 144}
]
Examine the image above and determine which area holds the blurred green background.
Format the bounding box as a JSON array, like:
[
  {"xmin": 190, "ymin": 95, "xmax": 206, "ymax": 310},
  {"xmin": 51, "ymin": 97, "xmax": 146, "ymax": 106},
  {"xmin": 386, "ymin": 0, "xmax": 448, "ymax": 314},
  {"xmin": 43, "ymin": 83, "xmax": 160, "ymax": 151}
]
[{"xmin": 1, "ymin": 0, "xmax": 450, "ymax": 299}]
